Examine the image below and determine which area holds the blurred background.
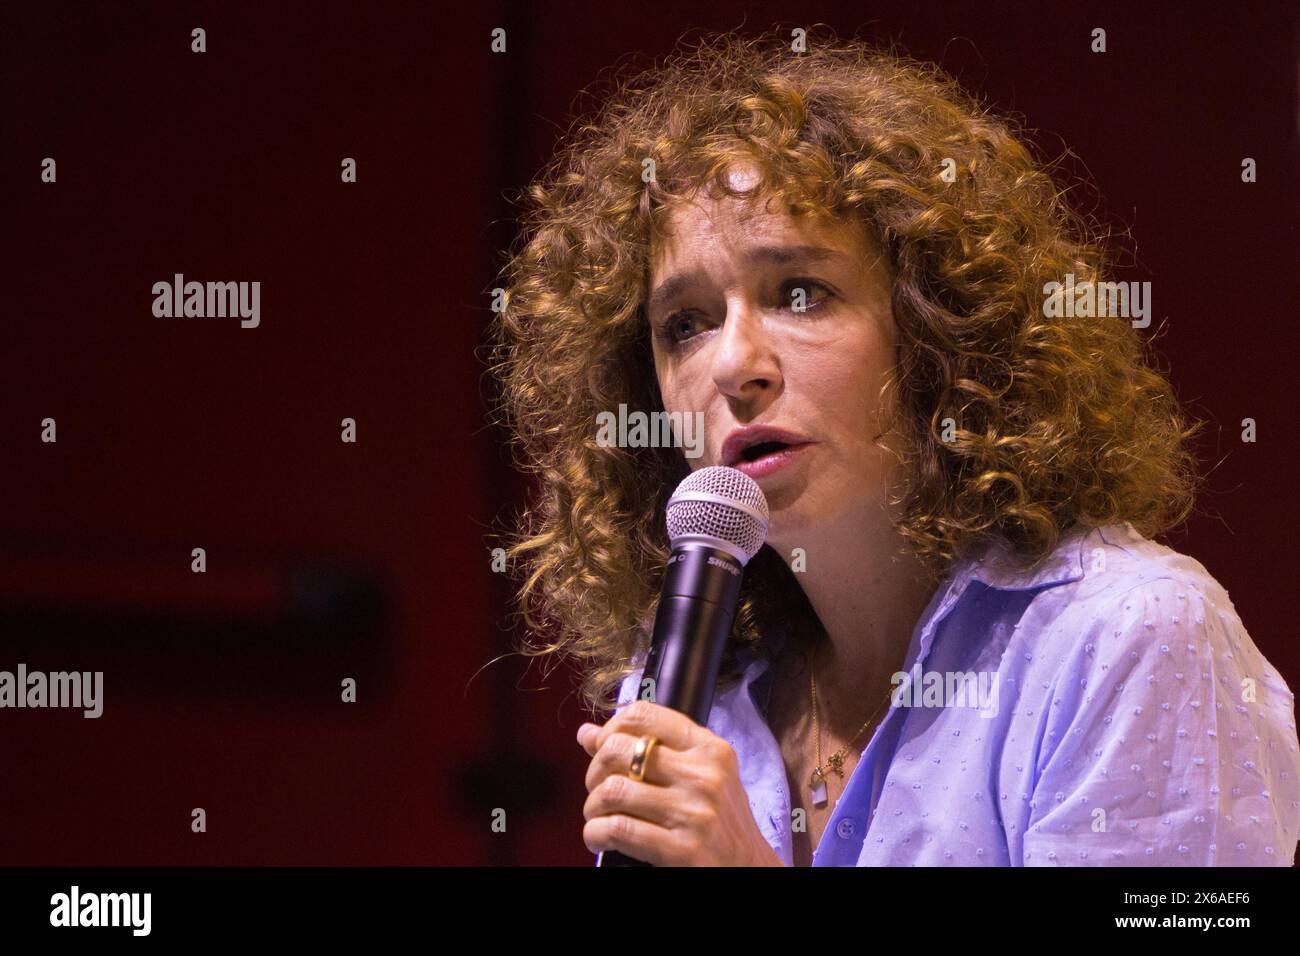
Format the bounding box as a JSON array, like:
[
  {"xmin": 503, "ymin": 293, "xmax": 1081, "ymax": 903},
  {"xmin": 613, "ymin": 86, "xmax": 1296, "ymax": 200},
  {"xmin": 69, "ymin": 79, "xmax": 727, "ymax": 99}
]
[{"xmin": 1, "ymin": 1, "xmax": 1296, "ymax": 865}]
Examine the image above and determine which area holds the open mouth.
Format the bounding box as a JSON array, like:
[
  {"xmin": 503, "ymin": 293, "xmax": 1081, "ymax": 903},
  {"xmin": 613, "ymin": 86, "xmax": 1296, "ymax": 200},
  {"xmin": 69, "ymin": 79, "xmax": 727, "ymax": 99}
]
[{"xmin": 739, "ymin": 440, "xmax": 792, "ymax": 462}]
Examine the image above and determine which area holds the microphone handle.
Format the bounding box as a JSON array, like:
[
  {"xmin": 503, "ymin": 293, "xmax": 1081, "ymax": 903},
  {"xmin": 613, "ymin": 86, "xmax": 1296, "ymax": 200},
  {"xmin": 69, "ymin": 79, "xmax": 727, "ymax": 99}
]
[{"xmin": 598, "ymin": 544, "xmax": 744, "ymax": 867}]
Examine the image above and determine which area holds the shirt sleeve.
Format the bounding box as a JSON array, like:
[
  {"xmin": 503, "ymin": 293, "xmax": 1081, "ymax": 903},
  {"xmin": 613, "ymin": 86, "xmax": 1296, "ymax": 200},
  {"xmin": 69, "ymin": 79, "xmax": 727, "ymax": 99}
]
[
  {"xmin": 1022, "ymin": 575, "xmax": 1300, "ymax": 866},
  {"xmin": 612, "ymin": 664, "xmax": 645, "ymax": 714}
]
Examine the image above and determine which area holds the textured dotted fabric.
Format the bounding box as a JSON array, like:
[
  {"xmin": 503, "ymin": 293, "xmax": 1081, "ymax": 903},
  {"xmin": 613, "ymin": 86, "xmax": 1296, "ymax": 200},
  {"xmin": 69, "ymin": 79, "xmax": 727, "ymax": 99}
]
[{"xmin": 611, "ymin": 521, "xmax": 1300, "ymax": 866}]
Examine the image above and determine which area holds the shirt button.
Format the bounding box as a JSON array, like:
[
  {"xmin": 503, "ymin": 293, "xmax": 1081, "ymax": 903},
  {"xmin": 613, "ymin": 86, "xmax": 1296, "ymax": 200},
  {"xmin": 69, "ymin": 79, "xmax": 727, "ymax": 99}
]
[{"xmin": 836, "ymin": 818, "xmax": 856, "ymax": 839}]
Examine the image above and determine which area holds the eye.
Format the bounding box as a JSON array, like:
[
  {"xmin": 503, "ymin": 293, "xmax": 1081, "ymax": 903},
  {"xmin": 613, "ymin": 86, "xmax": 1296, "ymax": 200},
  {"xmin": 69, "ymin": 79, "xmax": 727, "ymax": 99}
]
[
  {"xmin": 654, "ymin": 277, "xmax": 836, "ymax": 350},
  {"xmin": 658, "ymin": 310, "xmax": 707, "ymax": 347},
  {"xmin": 779, "ymin": 278, "xmax": 834, "ymax": 312}
]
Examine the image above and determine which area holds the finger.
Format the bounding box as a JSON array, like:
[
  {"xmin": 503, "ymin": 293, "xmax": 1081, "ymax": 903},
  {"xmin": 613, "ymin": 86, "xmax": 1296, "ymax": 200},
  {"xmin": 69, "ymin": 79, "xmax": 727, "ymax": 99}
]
[
  {"xmin": 584, "ymin": 731, "xmax": 679, "ymax": 793},
  {"xmin": 594, "ymin": 699, "xmax": 700, "ymax": 754},
  {"xmin": 582, "ymin": 771, "xmax": 682, "ymax": 829},
  {"xmin": 583, "ymin": 812, "xmax": 686, "ymax": 867},
  {"xmin": 576, "ymin": 722, "xmax": 599, "ymax": 757}
]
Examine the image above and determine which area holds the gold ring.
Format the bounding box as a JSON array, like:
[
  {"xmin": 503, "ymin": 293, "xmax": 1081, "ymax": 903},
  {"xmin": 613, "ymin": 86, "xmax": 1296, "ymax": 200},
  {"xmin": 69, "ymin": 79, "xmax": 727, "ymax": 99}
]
[{"xmin": 628, "ymin": 735, "xmax": 658, "ymax": 782}]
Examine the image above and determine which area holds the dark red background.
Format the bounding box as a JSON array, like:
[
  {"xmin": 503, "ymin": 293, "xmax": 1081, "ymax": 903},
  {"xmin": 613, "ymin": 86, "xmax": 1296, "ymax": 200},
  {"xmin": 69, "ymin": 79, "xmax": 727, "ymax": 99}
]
[{"xmin": 1, "ymin": 1, "xmax": 1296, "ymax": 865}]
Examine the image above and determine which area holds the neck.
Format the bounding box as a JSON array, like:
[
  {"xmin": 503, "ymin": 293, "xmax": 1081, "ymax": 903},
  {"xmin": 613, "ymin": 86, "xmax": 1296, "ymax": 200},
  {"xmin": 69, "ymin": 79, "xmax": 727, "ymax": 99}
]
[{"xmin": 771, "ymin": 503, "xmax": 940, "ymax": 739}]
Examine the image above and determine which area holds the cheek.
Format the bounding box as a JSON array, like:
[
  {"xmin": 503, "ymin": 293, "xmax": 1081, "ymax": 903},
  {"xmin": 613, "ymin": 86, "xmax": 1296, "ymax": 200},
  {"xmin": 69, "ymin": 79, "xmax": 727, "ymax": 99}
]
[
  {"xmin": 650, "ymin": 351, "xmax": 678, "ymax": 410},
  {"xmin": 655, "ymin": 366, "xmax": 705, "ymax": 416},
  {"xmin": 654, "ymin": 369, "xmax": 679, "ymax": 413},
  {"xmin": 797, "ymin": 336, "xmax": 896, "ymax": 443},
  {"xmin": 805, "ymin": 337, "xmax": 888, "ymax": 405}
]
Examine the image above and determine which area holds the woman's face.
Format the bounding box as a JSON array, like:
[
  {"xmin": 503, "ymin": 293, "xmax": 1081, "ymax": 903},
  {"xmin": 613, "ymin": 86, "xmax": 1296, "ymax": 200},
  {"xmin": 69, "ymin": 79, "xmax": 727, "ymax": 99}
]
[{"xmin": 646, "ymin": 178, "xmax": 901, "ymax": 549}]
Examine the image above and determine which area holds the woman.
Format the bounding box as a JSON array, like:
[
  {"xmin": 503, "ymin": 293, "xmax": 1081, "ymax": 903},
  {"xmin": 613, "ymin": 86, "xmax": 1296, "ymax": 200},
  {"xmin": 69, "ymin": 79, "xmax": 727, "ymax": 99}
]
[{"xmin": 488, "ymin": 30, "xmax": 1300, "ymax": 866}]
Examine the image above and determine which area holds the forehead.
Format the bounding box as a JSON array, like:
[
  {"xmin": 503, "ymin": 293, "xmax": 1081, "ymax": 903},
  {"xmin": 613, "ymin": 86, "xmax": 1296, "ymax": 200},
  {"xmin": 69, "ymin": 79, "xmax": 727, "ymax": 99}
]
[{"xmin": 649, "ymin": 190, "xmax": 870, "ymax": 275}]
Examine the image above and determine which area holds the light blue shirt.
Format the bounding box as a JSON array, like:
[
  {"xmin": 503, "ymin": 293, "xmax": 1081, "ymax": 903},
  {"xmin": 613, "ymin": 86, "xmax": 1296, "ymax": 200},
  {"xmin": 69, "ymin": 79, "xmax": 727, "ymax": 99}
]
[{"xmin": 612, "ymin": 521, "xmax": 1300, "ymax": 865}]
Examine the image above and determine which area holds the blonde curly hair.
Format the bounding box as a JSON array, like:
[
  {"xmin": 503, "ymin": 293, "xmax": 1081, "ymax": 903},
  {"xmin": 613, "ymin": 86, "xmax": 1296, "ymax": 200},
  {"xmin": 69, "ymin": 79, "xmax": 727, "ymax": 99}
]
[{"xmin": 487, "ymin": 28, "xmax": 1202, "ymax": 715}]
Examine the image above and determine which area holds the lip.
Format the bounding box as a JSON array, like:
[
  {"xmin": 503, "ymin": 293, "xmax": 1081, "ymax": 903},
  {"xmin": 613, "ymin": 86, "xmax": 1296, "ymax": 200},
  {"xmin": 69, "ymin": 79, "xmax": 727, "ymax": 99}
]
[
  {"xmin": 732, "ymin": 442, "xmax": 813, "ymax": 480},
  {"xmin": 721, "ymin": 425, "xmax": 814, "ymax": 468}
]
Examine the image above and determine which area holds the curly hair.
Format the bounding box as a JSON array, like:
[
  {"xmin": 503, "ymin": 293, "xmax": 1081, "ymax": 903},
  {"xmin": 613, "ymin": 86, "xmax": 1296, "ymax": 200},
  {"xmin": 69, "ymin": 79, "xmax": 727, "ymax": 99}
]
[{"xmin": 487, "ymin": 28, "xmax": 1203, "ymax": 715}]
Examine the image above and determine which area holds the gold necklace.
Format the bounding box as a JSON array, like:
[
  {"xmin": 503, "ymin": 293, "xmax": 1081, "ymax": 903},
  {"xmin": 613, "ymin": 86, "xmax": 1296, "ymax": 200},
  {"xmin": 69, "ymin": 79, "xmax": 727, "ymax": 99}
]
[{"xmin": 808, "ymin": 643, "xmax": 897, "ymax": 808}]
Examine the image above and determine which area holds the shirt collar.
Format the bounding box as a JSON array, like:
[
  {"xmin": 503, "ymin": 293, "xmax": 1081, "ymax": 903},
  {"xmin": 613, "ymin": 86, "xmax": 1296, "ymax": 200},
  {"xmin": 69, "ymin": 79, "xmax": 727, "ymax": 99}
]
[
  {"xmin": 738, "ymin": 521, "xmax": 1135, "ymax": 688},
  {"xmin": 961, "ymin": 524, "xmax": 1093, "ymax": 592},
  {"xmin": 961, "ymin": 519, "xmax": 1139, "ymax": 591}
]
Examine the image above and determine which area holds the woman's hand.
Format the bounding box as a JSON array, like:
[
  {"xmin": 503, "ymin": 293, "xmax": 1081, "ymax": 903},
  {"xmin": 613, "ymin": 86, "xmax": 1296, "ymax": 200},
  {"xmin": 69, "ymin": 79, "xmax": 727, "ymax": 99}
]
[{"xmin": 578, "ymin": 699, "xmax": 785, "ymax": 866}]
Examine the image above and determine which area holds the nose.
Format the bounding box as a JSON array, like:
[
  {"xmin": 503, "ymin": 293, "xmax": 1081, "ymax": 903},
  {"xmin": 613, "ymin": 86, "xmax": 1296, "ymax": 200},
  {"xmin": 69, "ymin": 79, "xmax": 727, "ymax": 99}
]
[{"xmin": 710, "ymin": 296, "xmax": 781, "ymax": 403}]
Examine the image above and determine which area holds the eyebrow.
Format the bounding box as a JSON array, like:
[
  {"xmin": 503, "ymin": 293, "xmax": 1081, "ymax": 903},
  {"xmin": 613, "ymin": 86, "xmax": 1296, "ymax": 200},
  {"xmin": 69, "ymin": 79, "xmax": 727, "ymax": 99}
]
[{"xmin": 646, "ymin": 244, "xmax": 849, "ymax": 315}]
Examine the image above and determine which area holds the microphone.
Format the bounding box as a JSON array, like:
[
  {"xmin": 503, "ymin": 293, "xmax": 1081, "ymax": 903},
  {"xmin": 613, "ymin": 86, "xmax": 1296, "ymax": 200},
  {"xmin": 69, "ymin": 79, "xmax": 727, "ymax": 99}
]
[{"xmin": 597, "ymin": 465, "xmax": 770, "ymax": 867}]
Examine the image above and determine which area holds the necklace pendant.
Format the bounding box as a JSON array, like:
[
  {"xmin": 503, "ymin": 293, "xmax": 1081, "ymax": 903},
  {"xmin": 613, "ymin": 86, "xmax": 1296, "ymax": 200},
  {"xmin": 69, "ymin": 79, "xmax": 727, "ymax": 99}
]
[
  {"xmin": 828, "ymin": 753, "xmax": 845, "ymax": 778},
  {"xmin": 809, "ymin": 768, "xmax": 828, "ymax": 807}
]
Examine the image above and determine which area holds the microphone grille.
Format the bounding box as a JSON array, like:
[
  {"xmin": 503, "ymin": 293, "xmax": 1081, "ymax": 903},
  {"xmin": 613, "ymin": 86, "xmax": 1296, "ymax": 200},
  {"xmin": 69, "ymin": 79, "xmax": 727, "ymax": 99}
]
[{"xmin": 665, "ymin": 465, "xmax": 770, "ymax": 563}]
